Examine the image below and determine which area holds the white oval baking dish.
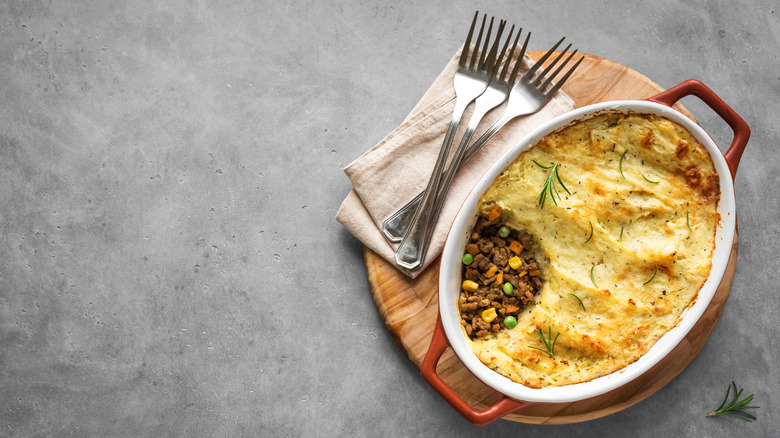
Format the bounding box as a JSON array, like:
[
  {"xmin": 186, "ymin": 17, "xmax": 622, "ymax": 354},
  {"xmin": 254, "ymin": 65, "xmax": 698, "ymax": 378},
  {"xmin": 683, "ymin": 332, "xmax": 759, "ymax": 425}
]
[{"xmin": 421, "ymin": 79, "xmax": 750, "ymax": 426}]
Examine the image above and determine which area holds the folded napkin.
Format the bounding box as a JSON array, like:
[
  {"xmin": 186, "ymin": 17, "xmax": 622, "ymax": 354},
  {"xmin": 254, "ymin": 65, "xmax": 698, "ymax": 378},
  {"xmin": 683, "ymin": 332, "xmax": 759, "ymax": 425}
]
[{"xmin": 336, "ymin": 49, "xmax": 575, "ymax": 278}]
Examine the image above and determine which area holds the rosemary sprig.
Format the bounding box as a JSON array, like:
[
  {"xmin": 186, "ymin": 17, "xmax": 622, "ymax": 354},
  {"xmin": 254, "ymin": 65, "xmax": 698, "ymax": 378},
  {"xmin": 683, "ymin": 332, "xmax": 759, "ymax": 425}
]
[
  {"xmin": 619, "ymin": 150, "xmax": 628, "ymax": 177},
  {"xmin": 706, "ymin": 381, "xmax": 759, "ymax": 422},
  {"xmin": 527, "ymin": 326, "xmax": 559, "ymax": 359},
  {"xmin": 583, "ymin": 221, "xmax": 593, "ymax": 244},
  {"xmin": 642, "ymin": 174, "xmax": 660, "ymax": 184},
  {"xmin": 569, "ymin": 293, "xmax": 586, "ymax": 311},
  {"xmin": 619, "ymin": 226, "xmax": 624, "ymax": 242},
  {"xmin": 590, "ymin": 265, "xmax": 598, "ymax": 288},
  {"xmin": 687, "ymin": 209, "xmax": 693, "ymax": 232},
  {"xmin": 643, "ymin": 264, "xmax": 658, "ymax": 285},
  {"xmin": 533, "ymin": 160, "xmax": 571, "ymax": 208}
]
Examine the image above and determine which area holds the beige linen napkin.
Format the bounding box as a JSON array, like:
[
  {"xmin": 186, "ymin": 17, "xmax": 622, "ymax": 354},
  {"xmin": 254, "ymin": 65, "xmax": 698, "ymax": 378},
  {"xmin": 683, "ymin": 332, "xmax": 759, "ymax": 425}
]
[{"xmin": 336, "ymin": 49, "xmax": 575, "ymax": 278}]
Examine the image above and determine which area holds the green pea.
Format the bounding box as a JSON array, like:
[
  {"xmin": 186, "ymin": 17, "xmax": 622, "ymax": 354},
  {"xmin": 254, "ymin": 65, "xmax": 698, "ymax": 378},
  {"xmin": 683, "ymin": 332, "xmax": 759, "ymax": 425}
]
[
  {"xmin": 462, "ymin": 253, "xmax": 474, "ymax": 265},
  {"xmin": 498, "ymin": 226, "xmax": 510, "ymax": 238},
  {"xmin": 503, "ymin": 282, "xmax": 514, "ymax": 295},
  {"xmin": 503, "ymin": 315, "xmax": 517, "ymax": 329}
]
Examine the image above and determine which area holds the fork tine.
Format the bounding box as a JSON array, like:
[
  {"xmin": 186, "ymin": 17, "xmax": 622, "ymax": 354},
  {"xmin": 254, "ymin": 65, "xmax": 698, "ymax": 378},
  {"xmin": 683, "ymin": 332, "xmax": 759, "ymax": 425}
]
[
  {"xmin": 524, "ymin": 36, "xmax": 565, "ymax": 79},
  {"xmin": 532, "ymin": 43, "xmax": 572, "ymax": 86},
  {"xmin": 508, "ymin": 31, "xmax": 531, "ymax": 84},
  {"xmin": 477, "ymin": 16, "xmax": 496, "ymax": 70},
  {"xmin": 470, "ymin": 14, "xmax": 487, "ymax": 69},
  {"xmin": 483, "ymin": 19, "xmax": 506, "ymax": 74},
  {"xmin": 497, "ymin": 25, "xmax": 517, "ymax": 82},
  {"xmin": 538, "ymin": 49, "xmax": 579, "ymax": 90},
  {"xmin": 458, "ymin": 11, "xmax": 480, "ymax": 67},
  {"xmin": 544, "ymin": 55, "xmax": 585, "ymax": 97}
]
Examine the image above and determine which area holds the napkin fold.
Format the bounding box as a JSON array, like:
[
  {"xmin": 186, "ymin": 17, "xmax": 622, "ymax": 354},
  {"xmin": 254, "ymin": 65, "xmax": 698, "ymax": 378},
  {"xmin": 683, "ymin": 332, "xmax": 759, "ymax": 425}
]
[{"xmin": 336, "ymin": 49, "xmax": 576, "ymax": 278}]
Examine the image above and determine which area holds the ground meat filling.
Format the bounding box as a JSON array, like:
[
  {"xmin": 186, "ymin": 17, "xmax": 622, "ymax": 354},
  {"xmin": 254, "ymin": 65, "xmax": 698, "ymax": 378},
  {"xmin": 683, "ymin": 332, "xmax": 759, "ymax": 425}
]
[{"xmin": 459, "ymin": 210, "xmax": 543, "ymax": 339}]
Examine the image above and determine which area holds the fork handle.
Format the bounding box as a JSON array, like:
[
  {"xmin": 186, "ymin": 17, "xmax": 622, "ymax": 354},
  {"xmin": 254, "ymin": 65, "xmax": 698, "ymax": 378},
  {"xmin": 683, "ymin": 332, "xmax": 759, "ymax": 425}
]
[
  {"xmin": 382, "ymin": 110, "xmax": 514, "ymax": 242},
  {"xmin": 395, "ymin": 98, "xmax": 471, "ymax": 270},
  {"xmin": 423, "ymin": 98, "xmax": 507, "ymax": 245},
  {"xmin": 396, "ymin": 94, "xmax": 501, "ymax": 270}
]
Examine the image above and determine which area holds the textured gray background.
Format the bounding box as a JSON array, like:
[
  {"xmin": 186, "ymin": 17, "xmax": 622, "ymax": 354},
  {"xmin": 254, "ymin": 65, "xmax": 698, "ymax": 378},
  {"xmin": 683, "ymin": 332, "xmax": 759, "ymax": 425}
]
[{"xmin": 0, "ymin": 0, "xmax": 776, "ymax": 437}]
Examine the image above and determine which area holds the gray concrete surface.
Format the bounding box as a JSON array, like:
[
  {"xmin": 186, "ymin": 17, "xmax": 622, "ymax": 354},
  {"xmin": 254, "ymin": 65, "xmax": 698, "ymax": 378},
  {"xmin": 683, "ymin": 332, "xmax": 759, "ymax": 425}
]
[{"xmin": 0, "ymin": 1, "xmax": 776, "ymax": 436}]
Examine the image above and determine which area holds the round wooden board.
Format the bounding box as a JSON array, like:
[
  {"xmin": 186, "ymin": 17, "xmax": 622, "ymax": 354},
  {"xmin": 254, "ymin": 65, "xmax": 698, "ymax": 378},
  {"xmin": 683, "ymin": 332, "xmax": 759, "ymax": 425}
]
[{"xmin": 363, "ymin": 52, "xmax": 739, "ymax": 424}]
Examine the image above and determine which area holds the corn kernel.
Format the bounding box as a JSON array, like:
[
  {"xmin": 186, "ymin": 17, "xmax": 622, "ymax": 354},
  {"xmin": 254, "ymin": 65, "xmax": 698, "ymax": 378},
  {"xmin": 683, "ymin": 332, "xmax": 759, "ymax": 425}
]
[
  {"xmin": 462, "ymin": 280, "xmax": 479, "ymax": 292},
  {"xmin": 481, "ymin": 307, "xmax": 498, "ymax": 323},
  {"xmin": 508, "ymin": 256, "xmax": 522, "ymax": 270}
]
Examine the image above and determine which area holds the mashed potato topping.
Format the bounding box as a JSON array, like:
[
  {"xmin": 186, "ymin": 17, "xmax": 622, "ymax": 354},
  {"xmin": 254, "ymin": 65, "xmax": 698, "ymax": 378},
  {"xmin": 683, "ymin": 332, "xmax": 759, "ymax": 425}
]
[{"xmin": 469, "ymin": 113, "xmax": 720, "ymax": 388}]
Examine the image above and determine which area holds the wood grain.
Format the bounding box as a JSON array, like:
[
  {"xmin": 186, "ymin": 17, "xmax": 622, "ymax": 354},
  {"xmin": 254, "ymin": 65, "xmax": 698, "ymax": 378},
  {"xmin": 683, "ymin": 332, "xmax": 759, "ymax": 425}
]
[{"xmin": 363, "ymin": 52, "xmax": 738, "ymax": 424}]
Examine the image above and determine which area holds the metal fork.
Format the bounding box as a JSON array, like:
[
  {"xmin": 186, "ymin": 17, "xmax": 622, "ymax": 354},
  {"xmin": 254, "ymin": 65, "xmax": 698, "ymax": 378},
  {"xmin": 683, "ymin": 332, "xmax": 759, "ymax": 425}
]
[
  {"xmin": 383, "ymin": 38, "xmax": 584, "ymax": 244},
  {"xmin": 394, "ymin": 15, "xmax": 508, "ymax": 270}
]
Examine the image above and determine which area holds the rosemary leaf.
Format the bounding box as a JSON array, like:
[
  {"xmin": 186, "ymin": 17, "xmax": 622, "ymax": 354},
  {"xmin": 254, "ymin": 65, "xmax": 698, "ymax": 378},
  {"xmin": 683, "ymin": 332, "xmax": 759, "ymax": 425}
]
[
  {"xmin": 687, "ymin": 209, "xmax": 693, "ymax": 232},
  {"xmin": 570, "ymin": 293, "xmax": 586, "ymax": 311},
  {"xmin": 590, "ymin": 265, "xmax": 598, "ymax": 288},
  {"xmin": 532, "ymin": 159, "xmax": 554, "ymax": 169},
  {"xmin": 555, "ymin": 165, "xmax": 572, "ymax": 196},
  {"xmin": 643, "ymin": 264, "xmax": 658, "ymax": 285},
  {"xmin": 583, "ymin": 221, "xmax": 593, "ymax": 244},
  {"xmin": 551, "ymin": 175, "xmax": 561, "ymax": 201},
  {"xmin": 619, "ymin": 226, "xmax": 624, "ymax": 242},
  {"xmin": 643, "ymin": 174, "xmax": 660, "ymax": 184}
]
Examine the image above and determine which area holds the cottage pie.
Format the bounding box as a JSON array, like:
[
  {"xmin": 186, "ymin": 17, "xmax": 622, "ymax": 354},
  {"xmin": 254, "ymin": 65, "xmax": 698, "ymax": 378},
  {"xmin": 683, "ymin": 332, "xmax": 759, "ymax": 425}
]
[{"xmin": 460, "ymin": 113, "xmax": 720, "ymax": 388}]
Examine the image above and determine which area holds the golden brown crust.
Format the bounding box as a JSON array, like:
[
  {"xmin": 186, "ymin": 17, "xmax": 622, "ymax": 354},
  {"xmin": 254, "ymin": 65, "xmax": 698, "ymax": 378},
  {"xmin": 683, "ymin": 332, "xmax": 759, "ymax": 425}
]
[
  {"xmin": 676, "ymin": 138, "xmax": 690, "ymax": 159},
  {"xmin": 469, "ymin": 113, "xmax": 720, "ymax": 388}
]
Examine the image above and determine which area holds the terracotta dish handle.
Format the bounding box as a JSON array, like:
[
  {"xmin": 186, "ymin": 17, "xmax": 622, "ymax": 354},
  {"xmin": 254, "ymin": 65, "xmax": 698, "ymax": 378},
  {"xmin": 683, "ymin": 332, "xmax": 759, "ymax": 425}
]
[
  {"xmin": 420, "ymin": 315, "xmax": 533, "ymax": 426},
  {"xmin": 647, "ymin": 79, "xmax": 750, "ymax": 181}
]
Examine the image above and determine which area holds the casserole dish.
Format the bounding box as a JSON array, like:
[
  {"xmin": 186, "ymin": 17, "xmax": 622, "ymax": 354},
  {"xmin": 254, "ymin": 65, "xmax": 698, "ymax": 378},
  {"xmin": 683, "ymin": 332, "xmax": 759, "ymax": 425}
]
[{"xmin": 421, "ymin": 79, "xmax": 750, "ymax": 426}]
